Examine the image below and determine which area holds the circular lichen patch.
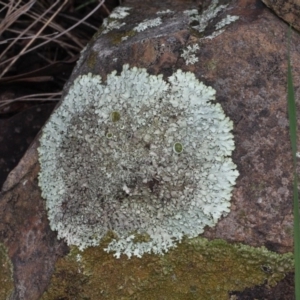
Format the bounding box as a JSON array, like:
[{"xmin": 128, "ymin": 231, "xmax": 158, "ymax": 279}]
[{"xmin": 38, "ymin": 65, "xmax": 239, "ymax": 258}]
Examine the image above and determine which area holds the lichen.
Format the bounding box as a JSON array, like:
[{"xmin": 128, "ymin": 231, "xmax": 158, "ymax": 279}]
[
  {"xmin": 38, "ymin": 65, "xmax": 239, "ymax": 258},
  {"xmin": 74, "ymin": 45, "xmax": 87, "ymax": 71},
  {"xmin": 109, "ymin": 6, "xmax": 131, "ymax": 19},
  {"xmin": 100, "ymin": 6, "xmax": 131, "ymax": 35},
  {"xmin": 215, "ymin": 14, "xmax": 240, "ymax": 30},
  {"xmin": 0, "ymin": 243, "xmax": 14, "ymax": 299},
  {"xmin": 41, "ymin": 237, "xmax": 294, "ymax": 300},
  {"xmin": 133, "ymin": 17, "xmax": 162, "ymax": 32},
  {"xmin": 102, "ymin": 19, "xmax": 126, "ymax": 34},
  {"xmin": 156, "ymin": 9, "xmax": 174, "ymax": 15},
  {"xmin": 181, "ymin": 44, "xmax": 200, "ymax": 65},
  {"xmin": 184, "ymin": 0, "xmax": 239, "ymax": 39}
]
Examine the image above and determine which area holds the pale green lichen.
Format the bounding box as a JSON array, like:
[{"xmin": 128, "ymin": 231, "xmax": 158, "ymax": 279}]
[
  {"xmin": 181, "ymin": 44, "xmax": 200, "ymax": 65},
  {"xmin": 41, "ymin": 237, "xmax": 294, "ymax": 300},
  {"xmin": 184, "ymin": 0, "xmax": 239, "ymax": 39},
  {"xmin": 0, "ymin": 243, "xmax": 14, "ymax": 299},
  {"xmin": 156, "ymin": 9, "xmax": 174, "ymax": 15},
  {"xmin": 133, "ymin": 17, "xmax": 162, "ymax": 32},
  {"xmin": 101, "ymin": 6, "xmax": 131, "ymax": 34},
  {"xmin": 215, "ymin": 14, "xmax": 240, "ymax": 30},
  {"xmin": 102, "ymin": 19, "xmax": 126, "ymax": 34},
  {"xmin": 38, "ymin": 65, "xmax": 239, "ymax": 258},
  {"xmin": 109, "ymin": 6, "xmax": 131, "ymax": 19}
]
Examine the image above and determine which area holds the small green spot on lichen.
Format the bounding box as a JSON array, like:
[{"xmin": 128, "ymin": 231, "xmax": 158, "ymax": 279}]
[
  {"xmin": 106, "ymin": 132, "xmax": 113, "ymax": 139},
  {"xmin": 110, "ymin": 111, "xmax": 121, "ymax": 122},
  {"xmin": 173, "ymin": 142, "xmax": 183, "ymax": 154},
  {"xmin": 0, "ymin": 243, "xmax": 14, "ymax": 299}
]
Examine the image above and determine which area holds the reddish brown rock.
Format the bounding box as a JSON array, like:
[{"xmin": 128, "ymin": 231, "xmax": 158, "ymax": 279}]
[
  {"xmin": 262, "ymin": 0, "xmax": 300, "ymax": 32},
  {"xmin": 0, "ymin": 0, "xmax": 299, "ymax": 298},
  {"xmin": 0, "ymin": 139, "xmax": 68, "ymax": 299},
  {"xmin": 70, "ymin": 0, "xmax": 297, "ymax": 253}
]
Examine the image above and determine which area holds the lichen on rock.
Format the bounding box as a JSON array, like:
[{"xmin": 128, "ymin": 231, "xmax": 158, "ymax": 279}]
[
  {"xmin": 184, "ymin": 0, "xmax": 239, "ymax": 39},
  {"xmin": 109, "ymin": 6, "xmax": 131, "ymax": 19},
  {"xmin": 38, "ymin": 64, "xmax": 239, "ymax": 258},
  {"xmin": 181, "ymin": 44, "xmax": 200, "ymax": 65},
  {"xmin": 101, "ymin": 6, "xmax": 131, "ymax": 34},
  {"xmin": 133, "ymin": 17, "xmax": 162, "ymax": 32}
]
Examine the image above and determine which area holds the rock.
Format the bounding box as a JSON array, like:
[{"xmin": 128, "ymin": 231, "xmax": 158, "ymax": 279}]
[
  {"xmin": 66, "ymin": 0, "xmax": 296, "ymax": 254},
  {"xmin": 262, "ymin": 0, "xmax": 300, "ymax": 32},
  {"xmin": 0, "ymin": 0, "xmax": 299, "ymax": 298},
  {"xmin": 0, "ymin": 139, "xmax": 68, "ymax": 300}
]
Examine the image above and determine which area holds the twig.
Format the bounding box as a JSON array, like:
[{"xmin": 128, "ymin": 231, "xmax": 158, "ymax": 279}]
[
  {"xmin": 0, "ymin": 0, "xmax": 105, "ymax": 77},
  {"xmin": 0, "ymin": 0, "xmax": 66, "ymax": 78},
  {"xmin": 0, "ymin": 0, "xmax": 36, "ymax": 34},
  {"xmin": 0, "ymin": 92, "xmax": 61, "ymax": 108}
]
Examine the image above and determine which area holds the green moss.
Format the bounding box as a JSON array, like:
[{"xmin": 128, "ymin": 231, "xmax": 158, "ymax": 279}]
[
  {"xmin": 206, "ymin": 59, "xmax": 218, "ymax": 71},
  {"xmin": 284, "ymin": 225, "xmax": 293, "ymax": 236},
  {"xmin": 132, "ymin": 232, "xmax": 151, "ymax": 244},
  {"xmin": 90, "ymin": 27, "xmax": 104, "ymax": 43},
  {"xmin": 249, "ymin": 182, "xmax": 266, "ymax": 198},
  {"xmin": 86, "ymin": 51, "xmax": 98, "ymax": 69},
  {"xmin": 189, "ymin": 28, "xmax": 204, "ymax": 39},
  {"xmin": 90, "ymin": 18, "xmax": 136, "ymax": 45},
  {"xmin": 237, "ymin": 210, "xmax": 247, "ymax": 220},
  {"xmin": 0, "ymin": 243, "xmax": 14, "ymax": 299},
  {"xmin": 41, "ymin": 237, "xmax": 293, "ymax": 300},
  {"xmin": 108, "ymin": 30, "xmax": 137, "ymax": 45}
]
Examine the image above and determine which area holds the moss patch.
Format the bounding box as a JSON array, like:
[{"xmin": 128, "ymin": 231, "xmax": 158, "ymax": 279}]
[
  {"xmin": 0, "ymin": 243, "xmax": 14, "ymax": 299},
  {"xmin": 206, "ymin": 59, "xmax": 218, "ymax": 71},
  {"xmin": 108, "ymin": 30, "xmax": 137, "ymax": 45},
  {"xmin": 41, "ymin": 237, "xmax": 293, "ymax": 300},
  {"xmin": 86, "ymin": 51, "xmax": 98, "ymax": 69}
]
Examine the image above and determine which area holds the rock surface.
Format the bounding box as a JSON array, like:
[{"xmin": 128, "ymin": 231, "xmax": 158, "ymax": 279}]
[
  {"xmin": 68, "ymin": 0, "xmax": 298, "ymax": 254},
  {"xmin": 262, "ymin": 0, "xmax": 300, "ymax": 32},
  {"xmin": 0, "ymin": 0, "xmax": 299, "ymax": 298},
  {"xmin": 0, "ymin": 139, "xmax": 68, "ymax": 299}
]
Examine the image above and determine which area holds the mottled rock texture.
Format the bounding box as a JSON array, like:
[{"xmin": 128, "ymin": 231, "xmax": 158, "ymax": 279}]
[
  {"xmin": 262, "ymin": 0, "xmax": 300, "ymax": 32},
  {"xmin": 0, "ymin": 140, "xmax": 68, "ymax": 300},
  {"xmin": 0, "ymin": 0, "xmax": 300, "ymax": 298}
]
